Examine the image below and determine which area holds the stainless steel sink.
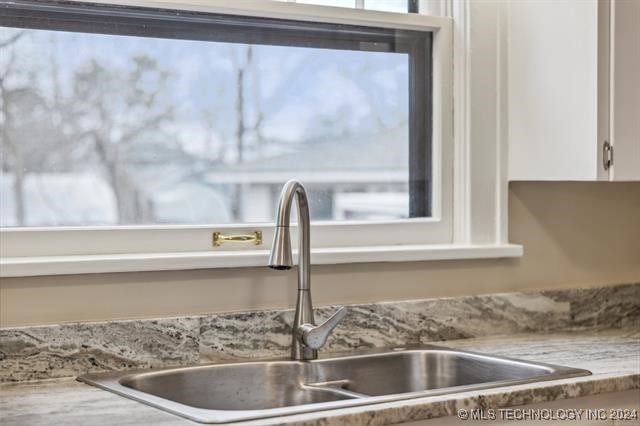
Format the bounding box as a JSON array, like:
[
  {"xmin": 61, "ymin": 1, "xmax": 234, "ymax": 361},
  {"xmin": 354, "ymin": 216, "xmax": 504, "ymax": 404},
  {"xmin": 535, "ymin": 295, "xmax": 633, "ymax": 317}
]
[{"xmin": 79, "ymin": 346, "xmax": 590, "ymax": 423}]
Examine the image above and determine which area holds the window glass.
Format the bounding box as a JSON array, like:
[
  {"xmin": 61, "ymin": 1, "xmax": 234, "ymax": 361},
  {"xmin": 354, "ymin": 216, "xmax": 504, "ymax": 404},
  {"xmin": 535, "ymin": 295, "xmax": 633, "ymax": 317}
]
[
  {"xmin": 296, "ymin": 0, "xmax": 358, "ymax": 8},
  {"xmin": 364, "ymin": 1, "xmax": 410, "ymax": 13},
  {"xmin": 278, "ymin": 0, "xmax": 411, "ymax": 13},
  {"xmin": 0, "ymin": 3, "xmax": 430, "ymax": 227}
]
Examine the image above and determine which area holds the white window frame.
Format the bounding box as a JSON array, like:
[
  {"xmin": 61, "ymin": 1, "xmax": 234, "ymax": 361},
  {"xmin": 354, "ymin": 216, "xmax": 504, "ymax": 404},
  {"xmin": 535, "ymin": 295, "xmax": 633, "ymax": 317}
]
[{"xmin": 0, "ymin": 0, "xmax": 522, "ymax": 277}]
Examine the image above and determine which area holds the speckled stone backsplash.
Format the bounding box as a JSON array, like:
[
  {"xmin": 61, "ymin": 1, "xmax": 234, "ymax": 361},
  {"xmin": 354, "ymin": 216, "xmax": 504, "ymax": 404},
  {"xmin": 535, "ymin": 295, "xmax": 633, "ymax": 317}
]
[{"xmin": 1, "ymin": 282, "xmax": 638, "ymax": 382}]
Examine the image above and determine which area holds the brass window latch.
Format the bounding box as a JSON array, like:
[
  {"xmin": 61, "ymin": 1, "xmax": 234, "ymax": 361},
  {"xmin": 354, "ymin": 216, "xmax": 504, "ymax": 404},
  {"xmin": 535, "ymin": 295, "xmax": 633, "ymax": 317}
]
[{"xmin": 212, "ymin": 231, "xmax": 262, "ymax": 247}]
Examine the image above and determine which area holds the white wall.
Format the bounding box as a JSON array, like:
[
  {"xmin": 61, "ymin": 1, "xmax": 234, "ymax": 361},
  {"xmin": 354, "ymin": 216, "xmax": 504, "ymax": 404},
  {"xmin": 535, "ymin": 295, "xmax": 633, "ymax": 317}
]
[{"xmin": 2, "ymin": 182, "xmax": 639, "ymax": 326}]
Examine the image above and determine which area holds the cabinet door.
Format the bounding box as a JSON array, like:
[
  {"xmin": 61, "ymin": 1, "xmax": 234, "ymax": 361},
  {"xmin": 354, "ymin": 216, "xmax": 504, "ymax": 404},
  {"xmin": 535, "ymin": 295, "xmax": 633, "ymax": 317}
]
[
  {"xmin": 507, "ymin": 0, "xmax": 602, "ymax": 181},
  {"xmin": 610, "ymin": 0, "xmax": 640, "ymax": 181}
]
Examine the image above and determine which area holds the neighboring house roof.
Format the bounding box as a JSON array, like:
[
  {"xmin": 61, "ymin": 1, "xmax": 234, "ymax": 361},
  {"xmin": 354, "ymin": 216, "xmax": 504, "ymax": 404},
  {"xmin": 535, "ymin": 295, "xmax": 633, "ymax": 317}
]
[{"xmin": 205, "ymin": 126, "xmax": 408, "ymax": 184}]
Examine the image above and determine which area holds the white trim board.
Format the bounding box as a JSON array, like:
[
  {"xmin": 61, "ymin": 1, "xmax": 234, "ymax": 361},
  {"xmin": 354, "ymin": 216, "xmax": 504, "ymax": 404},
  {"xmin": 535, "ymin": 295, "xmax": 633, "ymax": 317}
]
[{"xmin": 0, "ymin": 244, "xmax": 523, "ymax": 277}]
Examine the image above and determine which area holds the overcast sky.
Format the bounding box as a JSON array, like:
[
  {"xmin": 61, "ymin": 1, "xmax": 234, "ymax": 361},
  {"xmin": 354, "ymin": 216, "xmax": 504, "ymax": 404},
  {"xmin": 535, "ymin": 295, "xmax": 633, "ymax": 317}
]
[{"xmin": 3, "ymin": 27, "xmax": 409, "ymax": 157}]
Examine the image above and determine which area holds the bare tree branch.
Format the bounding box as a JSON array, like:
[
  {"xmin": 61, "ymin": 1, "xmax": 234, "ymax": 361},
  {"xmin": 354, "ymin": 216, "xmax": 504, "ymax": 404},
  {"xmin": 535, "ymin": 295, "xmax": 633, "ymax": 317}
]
[{"xmin": 0, "ymin": 31, "xmax": 25, "ymax": 49}]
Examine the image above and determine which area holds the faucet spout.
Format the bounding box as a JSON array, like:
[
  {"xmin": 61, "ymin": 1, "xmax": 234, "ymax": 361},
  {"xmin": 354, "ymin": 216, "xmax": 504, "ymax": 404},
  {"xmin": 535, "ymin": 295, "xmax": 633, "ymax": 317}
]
[
  {"xmin": 268, "ymin": 180, "xmax": 310, "ymax": 291},
  {"xmin": 268, "ymin": 180, "xmax": 346, "ymax": 360}
]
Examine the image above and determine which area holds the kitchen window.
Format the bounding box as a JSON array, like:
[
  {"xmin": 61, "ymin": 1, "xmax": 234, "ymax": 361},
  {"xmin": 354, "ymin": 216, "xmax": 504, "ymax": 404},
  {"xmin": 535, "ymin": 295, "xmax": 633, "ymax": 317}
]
[
  {"xmin": 1, "ymin": 1, "xmax": 431, "ymax": 226},
  {"xmin": 0, "ymin": 0, "xmax": 519, "ymax": 276}
]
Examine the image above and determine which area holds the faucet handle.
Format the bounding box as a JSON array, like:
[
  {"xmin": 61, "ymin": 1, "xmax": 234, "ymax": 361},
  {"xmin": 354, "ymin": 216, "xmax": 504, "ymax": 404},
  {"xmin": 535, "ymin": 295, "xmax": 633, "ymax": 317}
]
[{"xmin": 299, "ymin": 307, "xmax": 348, "ymax": 350}]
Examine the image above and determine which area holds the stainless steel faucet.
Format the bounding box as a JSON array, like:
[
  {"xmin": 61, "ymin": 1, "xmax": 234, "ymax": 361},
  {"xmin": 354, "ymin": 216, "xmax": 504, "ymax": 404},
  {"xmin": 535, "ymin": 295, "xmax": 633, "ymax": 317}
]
[{"xmin": 268, "ymin": 180, "xmax": 347, "ymax": 361}]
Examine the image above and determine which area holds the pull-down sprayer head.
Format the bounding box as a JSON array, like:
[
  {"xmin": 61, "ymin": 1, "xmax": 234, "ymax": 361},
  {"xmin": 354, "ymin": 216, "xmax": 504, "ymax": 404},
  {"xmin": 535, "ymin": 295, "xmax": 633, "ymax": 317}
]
[
  {"xmin": 268, "ymin": 180, "xmax": 308, "ymax": 271},
  {"xmin": 268, "ymin": 226, "xmax": 293, "ymax": 270}
]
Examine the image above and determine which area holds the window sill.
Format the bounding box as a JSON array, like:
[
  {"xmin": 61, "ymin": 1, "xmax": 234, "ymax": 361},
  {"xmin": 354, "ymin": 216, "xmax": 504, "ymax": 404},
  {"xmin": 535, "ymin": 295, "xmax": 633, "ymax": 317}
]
[{"xmin": 0, "ymin": 244, "xmax": 523, "ymax": 277}]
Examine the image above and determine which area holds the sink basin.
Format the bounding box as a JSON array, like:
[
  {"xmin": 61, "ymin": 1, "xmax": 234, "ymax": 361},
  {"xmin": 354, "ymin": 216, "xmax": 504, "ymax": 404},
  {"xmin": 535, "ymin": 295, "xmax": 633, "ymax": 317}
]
[
  {"xmin": 313, "ymin": 349, "xmax": 574, "ymax": 396},
  {"xmin": 79, "ymin": 346, "xmax": 590, "ymax": 423},
  {"xmin": 118, "ymin": 362, "xmax": 353, "ymax": 410}
]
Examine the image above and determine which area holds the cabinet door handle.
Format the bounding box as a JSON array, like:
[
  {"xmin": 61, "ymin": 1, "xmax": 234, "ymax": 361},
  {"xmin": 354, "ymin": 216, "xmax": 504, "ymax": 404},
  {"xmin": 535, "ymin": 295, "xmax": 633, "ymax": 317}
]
[{"xmin": 603, "ymin": 141, "xmax": 613, "ymax": 171}]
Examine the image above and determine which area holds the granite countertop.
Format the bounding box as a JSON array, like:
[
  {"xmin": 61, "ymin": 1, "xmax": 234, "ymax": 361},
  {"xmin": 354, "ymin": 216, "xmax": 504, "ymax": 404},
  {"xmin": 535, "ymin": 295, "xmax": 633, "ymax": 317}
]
[{"xmin": 1, "ymin": 327, "xmax": 638, "ymax": 426}]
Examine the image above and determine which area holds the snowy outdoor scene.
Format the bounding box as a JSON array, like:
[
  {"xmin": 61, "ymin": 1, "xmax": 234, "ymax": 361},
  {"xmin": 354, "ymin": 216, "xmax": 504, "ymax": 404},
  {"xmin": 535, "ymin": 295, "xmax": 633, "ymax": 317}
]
[{"xmin": 0, "ymin": 19, "xmax": 415, "ymax": 227}]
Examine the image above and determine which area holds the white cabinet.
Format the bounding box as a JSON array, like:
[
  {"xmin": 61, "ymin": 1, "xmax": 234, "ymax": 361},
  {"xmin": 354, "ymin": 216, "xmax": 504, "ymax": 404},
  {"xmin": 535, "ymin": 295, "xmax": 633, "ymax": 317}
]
[{"xmin": 508, "ymin": 0, "xmax": 640, "ymax": 181}]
